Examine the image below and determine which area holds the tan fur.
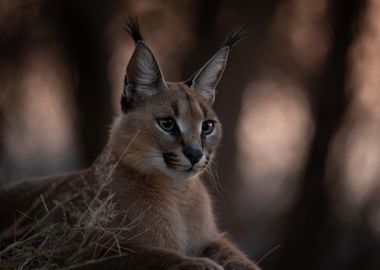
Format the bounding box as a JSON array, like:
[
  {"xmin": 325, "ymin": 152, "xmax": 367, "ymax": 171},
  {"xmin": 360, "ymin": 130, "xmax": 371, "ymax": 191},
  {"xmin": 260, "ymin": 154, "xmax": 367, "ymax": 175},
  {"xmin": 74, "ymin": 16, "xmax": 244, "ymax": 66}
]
[{"xmin": 0, "ymin": 41, "xmax": 260, "ymax": 270}]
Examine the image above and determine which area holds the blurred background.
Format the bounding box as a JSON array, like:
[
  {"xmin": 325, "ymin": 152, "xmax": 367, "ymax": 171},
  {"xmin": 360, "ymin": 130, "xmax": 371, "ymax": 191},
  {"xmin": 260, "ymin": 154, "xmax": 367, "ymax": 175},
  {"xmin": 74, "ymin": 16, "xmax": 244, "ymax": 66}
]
[{"xmin": 1, "ymin": 0, "xmax": 380, "ymax": 269}]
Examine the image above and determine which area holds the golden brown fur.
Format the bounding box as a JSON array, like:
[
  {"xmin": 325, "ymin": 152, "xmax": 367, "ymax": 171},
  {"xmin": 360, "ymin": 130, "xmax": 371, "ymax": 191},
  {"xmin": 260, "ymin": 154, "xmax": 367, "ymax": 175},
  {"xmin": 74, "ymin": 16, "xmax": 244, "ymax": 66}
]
[{"xmin": 0, "ymin": 21, "xmax": 261, "ymax": 270}]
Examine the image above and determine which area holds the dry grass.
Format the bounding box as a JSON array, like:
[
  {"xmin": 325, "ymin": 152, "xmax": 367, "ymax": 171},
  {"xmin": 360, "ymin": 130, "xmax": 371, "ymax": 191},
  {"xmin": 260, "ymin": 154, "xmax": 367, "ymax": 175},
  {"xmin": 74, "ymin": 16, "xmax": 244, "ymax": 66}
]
[
  {"xmin": 0, "ymin": 131, "xmax": 142, "ymax": 269},
  {"xmin": 0, "ymin": 173, "xmax": 139, "ymax": 269}
]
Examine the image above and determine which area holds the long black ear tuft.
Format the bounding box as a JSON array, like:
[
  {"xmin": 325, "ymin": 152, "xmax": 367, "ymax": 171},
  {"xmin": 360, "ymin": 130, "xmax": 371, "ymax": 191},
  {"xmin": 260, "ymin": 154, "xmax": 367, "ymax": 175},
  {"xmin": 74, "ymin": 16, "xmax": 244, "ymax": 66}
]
[
  {"xmin": 223, "ymin": 25, "xmax": 251, "ymax": 49},
  {"xmin": 124, "ymin": 17, "xmax": 143, "ymax": 44}
]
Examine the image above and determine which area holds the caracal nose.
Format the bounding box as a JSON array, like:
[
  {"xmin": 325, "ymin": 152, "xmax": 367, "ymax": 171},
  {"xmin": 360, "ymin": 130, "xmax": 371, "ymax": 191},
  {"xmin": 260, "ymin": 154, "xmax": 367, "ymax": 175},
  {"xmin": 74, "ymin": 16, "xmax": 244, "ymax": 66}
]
[{"xmin": 183, "ymin": 148, "xmax": 203, "ymax": 165}]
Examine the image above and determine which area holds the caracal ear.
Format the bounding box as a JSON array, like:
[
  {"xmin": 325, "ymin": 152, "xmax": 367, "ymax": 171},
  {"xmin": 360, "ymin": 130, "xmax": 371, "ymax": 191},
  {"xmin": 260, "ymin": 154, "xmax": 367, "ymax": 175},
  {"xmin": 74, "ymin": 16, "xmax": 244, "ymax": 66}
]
[
  {"xmin": 121, "ymin": 17, "xmax": 167, "ymax": 112},
  {"xmin": 121, "ymin": 41, "xmax": 167, "ymax": 112},
  {"xmin": 186, "ymin": 26, "xmax": 250, "ymax": 104},
  {"xmin": 188, "ymin": 47, "xmax": 229, "ymax": 104}
]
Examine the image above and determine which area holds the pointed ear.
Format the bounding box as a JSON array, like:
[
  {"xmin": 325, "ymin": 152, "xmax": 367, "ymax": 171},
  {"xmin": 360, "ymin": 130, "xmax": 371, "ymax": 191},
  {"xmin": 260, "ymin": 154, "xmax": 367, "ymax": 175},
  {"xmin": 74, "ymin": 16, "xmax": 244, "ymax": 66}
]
[
  {"xmin": 188, "ymin": 47, "xmax": 229, "ymax": 104},
  {"xmin": 121, "ymin": 41, "xmax": 166, "ymax": 112},
  {"xmin": 187, "ymin": 25, "xmax": 251, "ymax": 104}
]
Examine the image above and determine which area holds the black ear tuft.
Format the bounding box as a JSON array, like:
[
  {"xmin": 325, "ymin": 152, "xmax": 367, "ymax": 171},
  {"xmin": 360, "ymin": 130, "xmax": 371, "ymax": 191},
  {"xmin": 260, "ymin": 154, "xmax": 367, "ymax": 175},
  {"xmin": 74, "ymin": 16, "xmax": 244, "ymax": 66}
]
[
  {"xmin": 223, "ymin": 25, "xmax": 251, "ymax": 49},
  {"xmin": 124, "ymin": 17, "xmax": 143, "ymax": 44}
]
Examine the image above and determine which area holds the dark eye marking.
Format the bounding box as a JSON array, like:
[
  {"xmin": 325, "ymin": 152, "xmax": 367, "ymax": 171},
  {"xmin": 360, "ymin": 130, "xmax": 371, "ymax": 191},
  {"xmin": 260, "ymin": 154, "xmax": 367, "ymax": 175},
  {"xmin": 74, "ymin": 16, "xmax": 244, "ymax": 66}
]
[{"xmin": 171, "ymin": 102, "xmax": 179, "ymax": 117}]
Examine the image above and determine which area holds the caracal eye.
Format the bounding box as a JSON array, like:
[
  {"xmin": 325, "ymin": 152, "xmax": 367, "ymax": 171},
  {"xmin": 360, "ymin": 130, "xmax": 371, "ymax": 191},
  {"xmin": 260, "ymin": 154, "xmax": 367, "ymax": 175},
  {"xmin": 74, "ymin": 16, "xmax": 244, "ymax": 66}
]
[
  {"xmin": 157, "ymin": 117, "xmax": 177, "ymax": 133},
  {"xmin": 202, "ymin": 120, "xmax": 215, "ymax": 135}
]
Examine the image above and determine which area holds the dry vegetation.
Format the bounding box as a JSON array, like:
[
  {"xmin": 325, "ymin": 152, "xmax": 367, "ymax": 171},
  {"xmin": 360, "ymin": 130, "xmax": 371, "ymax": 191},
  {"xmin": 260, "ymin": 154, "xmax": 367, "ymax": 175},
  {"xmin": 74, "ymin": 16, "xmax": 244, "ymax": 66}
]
[
  {"xmin": 0, "ymin": 138, "xmax": 142, "ymax": 269},
  {"xmin": 0, "ymin": 179, "xmax": 137, "ymax": 269}
]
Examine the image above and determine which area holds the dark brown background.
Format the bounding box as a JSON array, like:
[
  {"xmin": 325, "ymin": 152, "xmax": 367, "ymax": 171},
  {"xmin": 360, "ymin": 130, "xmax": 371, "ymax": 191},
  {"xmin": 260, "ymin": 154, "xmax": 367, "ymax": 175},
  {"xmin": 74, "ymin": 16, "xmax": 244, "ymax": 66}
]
[{"xmin": 1, "ymin": 0, "xmax": 380, "ymax": 269}]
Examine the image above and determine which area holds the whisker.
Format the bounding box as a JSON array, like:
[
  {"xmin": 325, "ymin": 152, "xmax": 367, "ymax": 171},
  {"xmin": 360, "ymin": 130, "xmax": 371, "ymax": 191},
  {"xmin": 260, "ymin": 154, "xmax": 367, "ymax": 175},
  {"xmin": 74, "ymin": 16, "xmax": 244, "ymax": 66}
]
[{"xmin": 204, "ymin": 161, "xmax": 226, "ymax": 195}]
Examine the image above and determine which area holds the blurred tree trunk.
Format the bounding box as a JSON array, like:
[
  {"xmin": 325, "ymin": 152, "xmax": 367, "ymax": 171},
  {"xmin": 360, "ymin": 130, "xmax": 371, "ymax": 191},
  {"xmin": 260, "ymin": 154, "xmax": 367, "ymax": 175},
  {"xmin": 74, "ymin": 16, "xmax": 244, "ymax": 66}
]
[
  {"xmin": 277, "ymin": 0, "xmax": 366, "ymax": 269},
  {"xmin": 40, "ymin": 0, "xmax": 123, "ymax": 166}
]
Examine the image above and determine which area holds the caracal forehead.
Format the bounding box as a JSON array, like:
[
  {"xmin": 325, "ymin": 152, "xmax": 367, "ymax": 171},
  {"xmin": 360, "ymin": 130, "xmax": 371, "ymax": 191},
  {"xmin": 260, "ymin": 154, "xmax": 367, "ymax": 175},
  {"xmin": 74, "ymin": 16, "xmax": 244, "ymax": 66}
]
[{"xmin": 162, "ymin": 82, "xmax": 217, "ymax": 120}]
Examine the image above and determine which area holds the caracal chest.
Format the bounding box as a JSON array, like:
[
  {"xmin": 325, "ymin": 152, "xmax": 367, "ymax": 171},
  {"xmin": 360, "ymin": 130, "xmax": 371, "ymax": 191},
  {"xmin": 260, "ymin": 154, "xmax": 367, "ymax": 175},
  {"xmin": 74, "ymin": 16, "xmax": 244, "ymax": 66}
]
[{"xmin": 116, "ymin": 179, "xmax": 218, "ymax": 255}]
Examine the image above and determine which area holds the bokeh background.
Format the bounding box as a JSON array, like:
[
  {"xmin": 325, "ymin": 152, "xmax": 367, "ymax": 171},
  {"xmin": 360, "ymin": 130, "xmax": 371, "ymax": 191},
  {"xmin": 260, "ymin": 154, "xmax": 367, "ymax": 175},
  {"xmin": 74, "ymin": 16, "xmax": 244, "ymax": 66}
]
[{"xmin": 1, "ymin": 0, "xmax": 380, "ymax": 269}]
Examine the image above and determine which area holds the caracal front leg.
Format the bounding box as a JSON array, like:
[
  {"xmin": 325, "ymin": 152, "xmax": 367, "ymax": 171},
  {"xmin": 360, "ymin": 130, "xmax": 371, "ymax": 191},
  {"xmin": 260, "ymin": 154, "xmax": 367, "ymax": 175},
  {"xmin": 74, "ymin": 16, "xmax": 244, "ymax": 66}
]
[{"xmin": 203, "ymin": 235, "xmax": 262, "ymax": 270}]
